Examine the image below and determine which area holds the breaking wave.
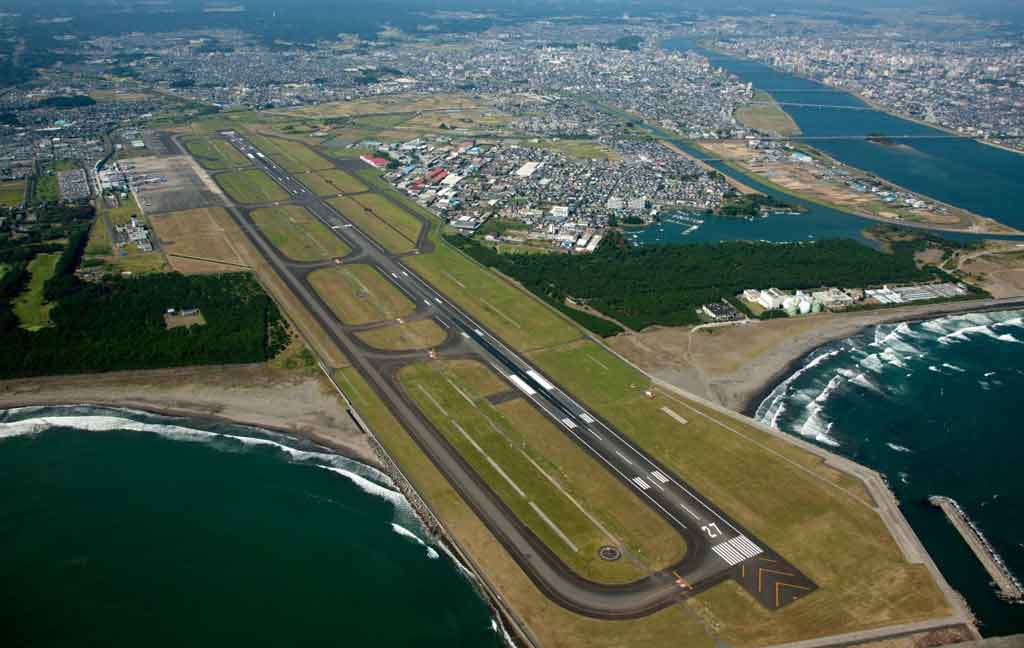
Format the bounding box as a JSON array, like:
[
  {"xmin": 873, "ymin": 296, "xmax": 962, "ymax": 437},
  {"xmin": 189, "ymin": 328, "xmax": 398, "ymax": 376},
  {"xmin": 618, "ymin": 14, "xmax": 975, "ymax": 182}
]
[
  {"xmin": 0, "ymin": 404, "xmax": 423, "ymax": 528},
  {"xmin": 757, "ymin": 309, "xmax": 1024, "ymax": 451},
  {"xmin": 886, "ymin": 442, "xmax": 913, "ymax": 453},
  {"xmin": 390, "ymin": 522, "xmax": 441, "ymax": 560}
]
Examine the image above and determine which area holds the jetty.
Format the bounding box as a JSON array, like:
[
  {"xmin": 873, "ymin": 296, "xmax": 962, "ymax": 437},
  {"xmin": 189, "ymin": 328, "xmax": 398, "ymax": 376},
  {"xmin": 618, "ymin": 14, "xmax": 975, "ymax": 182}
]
[{"xmin": 929, "ymin": 496, "xmax": 1023, "ymax": 601}]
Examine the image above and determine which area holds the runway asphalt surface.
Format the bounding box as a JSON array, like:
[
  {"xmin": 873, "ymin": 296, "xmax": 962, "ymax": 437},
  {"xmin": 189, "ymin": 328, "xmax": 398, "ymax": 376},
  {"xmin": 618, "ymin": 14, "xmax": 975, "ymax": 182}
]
[{"xmin": 175, "ymin": 131, "xmax": 817, "ymax": 616}]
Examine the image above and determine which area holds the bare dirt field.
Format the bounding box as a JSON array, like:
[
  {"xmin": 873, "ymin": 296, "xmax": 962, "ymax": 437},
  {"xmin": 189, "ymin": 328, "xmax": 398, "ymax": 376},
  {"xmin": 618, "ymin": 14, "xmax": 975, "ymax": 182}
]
[
  {"xmin": 955, "ymin": 244, "xmax": 1024, "ymax": 298},
  {"xmin": 124, "ymin": 155, "xmax": 221, "ymax": 214},
  {"xmin": 0, "ymin": 364, "xmax": 377, "ymax": 466},
  {"xmin": 608, "ymin": 297, "xmax": 1024, "ymax": 413},
  {"xmin": 149, "ymin": 207, "xmax": 249, "ymax": 274}
]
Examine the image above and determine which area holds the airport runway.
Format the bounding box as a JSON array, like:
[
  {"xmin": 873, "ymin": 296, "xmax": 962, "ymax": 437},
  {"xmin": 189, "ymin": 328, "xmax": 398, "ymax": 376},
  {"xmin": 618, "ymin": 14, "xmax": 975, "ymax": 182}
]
[{"xmin": 176, "ymin": 131, "xmax": 817, "ymax": 617}]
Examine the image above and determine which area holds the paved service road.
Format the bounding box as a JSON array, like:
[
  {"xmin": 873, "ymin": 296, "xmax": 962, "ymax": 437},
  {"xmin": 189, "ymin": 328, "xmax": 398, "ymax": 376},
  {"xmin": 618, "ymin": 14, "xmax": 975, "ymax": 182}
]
[{"xmin": 181, "ymin": 131, "xmax": 816, "ymax": 617}]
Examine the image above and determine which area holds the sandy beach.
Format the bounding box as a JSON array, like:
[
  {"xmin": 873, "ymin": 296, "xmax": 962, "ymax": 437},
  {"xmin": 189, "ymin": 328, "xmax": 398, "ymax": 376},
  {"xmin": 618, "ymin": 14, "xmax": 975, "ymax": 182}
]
[
  {"xmin": 608, "ymin": 296, "xmax": 1024, "ymax": 415},
  {"xmin": 0, "ymin": 363, "xmax": 380, "ymax": 468}
]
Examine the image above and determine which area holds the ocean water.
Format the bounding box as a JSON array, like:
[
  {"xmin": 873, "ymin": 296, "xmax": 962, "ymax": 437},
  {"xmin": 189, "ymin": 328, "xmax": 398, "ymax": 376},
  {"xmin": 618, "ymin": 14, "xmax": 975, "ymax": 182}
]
[
  {"xmin": 0, "ymin": 406, "xmax": 505, "ymax": 648},
  {"xmin": 756, "ymin": 310, "xmax": 1024, "ymax": 635}
]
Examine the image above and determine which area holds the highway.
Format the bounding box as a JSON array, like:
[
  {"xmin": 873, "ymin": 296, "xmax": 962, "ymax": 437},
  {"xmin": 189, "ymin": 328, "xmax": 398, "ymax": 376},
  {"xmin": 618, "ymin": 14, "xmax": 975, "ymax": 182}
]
[{"xmin": 183, "ymin": 130, "xmax": 817, "ymax": 616}]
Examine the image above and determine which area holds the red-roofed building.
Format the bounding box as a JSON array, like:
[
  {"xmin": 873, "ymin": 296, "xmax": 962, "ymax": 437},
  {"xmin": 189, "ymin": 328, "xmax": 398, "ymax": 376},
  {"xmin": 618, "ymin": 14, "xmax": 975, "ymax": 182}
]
[{"xmin": 360, "ymin": 155, "xmax": 389, "ymax": 168}]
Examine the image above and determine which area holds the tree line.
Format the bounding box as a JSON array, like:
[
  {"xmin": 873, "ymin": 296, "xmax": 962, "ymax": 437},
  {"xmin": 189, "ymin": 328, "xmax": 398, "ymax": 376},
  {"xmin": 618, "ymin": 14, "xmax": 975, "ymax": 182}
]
[{"xmin": 447, "ymin": 231, "xmax": 935, "ymax": 333}]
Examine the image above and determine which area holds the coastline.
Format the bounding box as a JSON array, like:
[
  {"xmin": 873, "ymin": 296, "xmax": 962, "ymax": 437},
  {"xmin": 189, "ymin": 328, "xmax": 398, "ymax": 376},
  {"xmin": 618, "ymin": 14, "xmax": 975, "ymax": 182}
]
[
  {"xmin": 739, "ymin": 298, "xmax": 1024, "ymax": 417},
  {"xmin": 0, "ymin": 363, "xmax": 382, "ymax": 469},
  {"xmin": 608, "ymin": 296, "xmax": 1024, "ymax": 416},
  {"xmin": 0, "ymin": 364, "xmax": 531, "ymax": 646}
]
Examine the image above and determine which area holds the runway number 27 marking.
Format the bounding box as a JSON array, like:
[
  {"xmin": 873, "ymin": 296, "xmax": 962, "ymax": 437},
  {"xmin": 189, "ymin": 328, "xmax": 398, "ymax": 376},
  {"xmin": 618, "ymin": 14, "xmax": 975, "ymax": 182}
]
[{"xmin": 701, "ymin": 523, "xmax": 722, "ymax": 539}]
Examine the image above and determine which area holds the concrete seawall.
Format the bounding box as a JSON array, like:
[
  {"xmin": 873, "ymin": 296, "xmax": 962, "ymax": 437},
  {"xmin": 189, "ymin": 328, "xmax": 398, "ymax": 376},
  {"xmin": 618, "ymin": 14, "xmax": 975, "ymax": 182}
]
[{"xmin": 929, "ymin": 496, "xmax": 1023, "ymax": 602}]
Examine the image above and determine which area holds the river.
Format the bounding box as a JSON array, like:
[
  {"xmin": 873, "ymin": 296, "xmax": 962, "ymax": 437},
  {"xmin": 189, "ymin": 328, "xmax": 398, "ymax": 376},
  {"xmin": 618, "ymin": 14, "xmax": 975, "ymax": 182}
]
[
  {"xmin": 662, "ymin": 37, "xmax": 1024, "ymax": 232},
  {"xmin": 626, "ymin": 38, "xmax": 1024, "ymax": 246}
]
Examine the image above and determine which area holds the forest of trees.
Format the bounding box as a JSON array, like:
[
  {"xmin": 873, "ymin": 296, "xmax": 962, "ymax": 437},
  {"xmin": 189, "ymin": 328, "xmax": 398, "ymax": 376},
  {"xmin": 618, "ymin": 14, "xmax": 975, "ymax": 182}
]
[
  {"xmin": 448, "ymin": 232, "xmax": 936, "ymax": 332},
  {"xmin": 0, "ymin": 272, "xmax": 288, "ymax": 378},
  {"xmin": 38, "ymin": 95, "xmax": 97, "ymax": 109}
]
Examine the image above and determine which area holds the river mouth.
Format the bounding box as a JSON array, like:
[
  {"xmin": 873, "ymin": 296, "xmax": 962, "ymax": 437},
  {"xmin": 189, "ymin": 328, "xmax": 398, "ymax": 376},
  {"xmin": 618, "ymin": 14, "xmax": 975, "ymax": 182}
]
[{"xmin": 663, "ymin": 37, "xmax": 1024, "ymax": 234}]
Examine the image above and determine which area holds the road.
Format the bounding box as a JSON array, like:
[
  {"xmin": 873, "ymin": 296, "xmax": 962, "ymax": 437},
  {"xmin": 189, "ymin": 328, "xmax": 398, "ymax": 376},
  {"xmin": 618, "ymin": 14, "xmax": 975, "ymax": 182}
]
[{"xmin": 177, "ymin": 130, "xmax": 817, "ymax": 618}]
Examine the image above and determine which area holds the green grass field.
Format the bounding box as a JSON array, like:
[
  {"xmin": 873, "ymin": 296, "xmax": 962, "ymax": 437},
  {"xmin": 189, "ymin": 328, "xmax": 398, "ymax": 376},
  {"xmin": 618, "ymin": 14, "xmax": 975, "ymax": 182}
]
[
  {"xmin": 251, "ymin": 205, "xmax": 350, "ymax": 262},
  {"xmin": 351, "ymin": 193, "xmax": 424, "ymax": 243},
  {"xmin": 735, "ymin": 91, "xmax": 801, "ymax": 136},
  {"xmin": 308, "ymin": 263, "xmax": 414, "ymax": 325},
  {"xmin": 398, "ymin": 359, "xmax": 685, "ymax": 583},
  {"xmin": 0, "ymin": 180, "xmax": 26, "ymax": 207},
  {"xmin": 215, "ymin": 169, "xmax": 289, "ymax": 204},
  {"xmin": 248, "ymin": 134, "xmax": 333, "ymax": 172},
  {"xmin": 407, "ymin": 227, "xmax": 581, "ymax": 352},
  {"xmin": 184, "ymin": 136, "xmax": 251, "ymax": 170},
  {"xmin": 31, "ymin": 174, "xmax": 59, "ymax": 204},
  {"xmin": 328, "ymin": 196, "xmax": 416, "ymax": 254},
  {"xmin": 102, "ymin": 193, "xmax": 143, "ymax": 227},
  {"xmin": 85, "ymin": 217, "xmax": 113, "ymax": 257},
  {"xmin": 298, "ymin": 169, "xmax": 367, "ymax": 196},
  {"xmin": 13, "ymin": 252, "xmax": 61, "ymax": 330},
  {"xmin": 355, "ymin": 318, "xmax": 447, "ymax": 351}
]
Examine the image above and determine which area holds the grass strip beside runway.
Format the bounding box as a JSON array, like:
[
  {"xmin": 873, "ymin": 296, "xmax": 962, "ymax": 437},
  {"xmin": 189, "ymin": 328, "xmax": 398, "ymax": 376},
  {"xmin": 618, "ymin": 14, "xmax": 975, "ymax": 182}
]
[
  {"xmin": 328, "ymin": 196, "xmax": 415, "ymax": 254},
  {"xmin": 299, "ymin": 169, "xmax": 368, "ymax": 196},
  {"xmin": 215, "ymin": 169, "xmax": 289, "ymax": 204},
  {"xmin": 354, "ymin": 318, "xmax": 447, "ymax": 351},
  {"xmin": 398, "ymin": 358, "xmax": 685, "ymax": 584},
  {"xmin": 351, "ymin": 193, "xmax": 423, "ymax": 243},
  {"xmin": 308, "ymin": 263, "xmax": 414, "ymax": 326},
  {"xmin": 184, "ymin": 136, "xmax": 251, "ymax": 170},
  {"xmin": 251, "ymin": 205, "xmax": 350, "ymax": 262},
  {"xmin": 249, "ymin": 134, "xmax": 333, "ymax": 173}
]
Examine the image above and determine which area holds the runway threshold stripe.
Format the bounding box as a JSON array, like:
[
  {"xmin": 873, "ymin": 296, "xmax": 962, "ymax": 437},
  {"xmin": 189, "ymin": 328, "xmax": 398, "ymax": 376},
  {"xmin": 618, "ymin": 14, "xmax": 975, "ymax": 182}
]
[
  {"xmin": 529, "ymin": 501, "xmax": 579, "ymax": 553},
  {"xmin": 713, "ymin": 543, "xmax": 745, "ymax": 566},
  {"xmin": 730, "ymin": 535, "xmax": 762, "ymax": 558}
]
